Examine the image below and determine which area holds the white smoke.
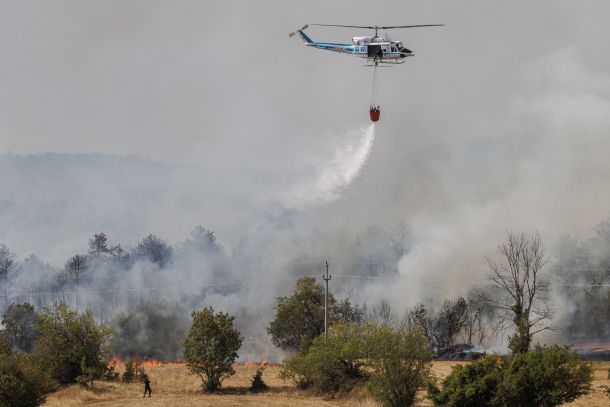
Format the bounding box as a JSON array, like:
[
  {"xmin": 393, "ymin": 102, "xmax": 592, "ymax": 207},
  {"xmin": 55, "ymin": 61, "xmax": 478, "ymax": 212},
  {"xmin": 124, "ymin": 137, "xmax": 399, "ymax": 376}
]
[{"xmin": 281, "ymin": 124, "xmax": 376, "ymax": 210}]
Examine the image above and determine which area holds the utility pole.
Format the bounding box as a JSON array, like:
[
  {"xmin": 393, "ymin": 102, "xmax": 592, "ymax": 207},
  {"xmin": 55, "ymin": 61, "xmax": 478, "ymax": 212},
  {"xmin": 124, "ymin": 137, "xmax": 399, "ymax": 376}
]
[{"xmin": 323, "ymin": 261, "xmax": 331, "ymax": 336}]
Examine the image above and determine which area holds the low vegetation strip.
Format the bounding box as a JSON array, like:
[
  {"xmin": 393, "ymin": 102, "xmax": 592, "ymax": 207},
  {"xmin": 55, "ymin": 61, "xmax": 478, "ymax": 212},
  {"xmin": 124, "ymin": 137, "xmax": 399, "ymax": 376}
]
[{"xmin": 41, "ymin": 362, "xmax": 610, "ymax": 407}]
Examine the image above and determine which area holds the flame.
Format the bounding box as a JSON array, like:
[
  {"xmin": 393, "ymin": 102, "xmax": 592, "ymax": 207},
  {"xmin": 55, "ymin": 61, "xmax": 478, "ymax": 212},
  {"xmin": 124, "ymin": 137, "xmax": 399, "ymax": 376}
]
[
  {"xmin": 108, "ymin": 356, "xmax": 276, "ymax": 369},
  {"xmin": 239, "ymin": 359, "xmax": 276, "ymax": 368},
  {"xmin": 107, "ymin": 356, "xmax": 184, "ymax": 369},
  {"xmin": 141, "ymin": 357, "xmax": 184, "ymax": 367}
]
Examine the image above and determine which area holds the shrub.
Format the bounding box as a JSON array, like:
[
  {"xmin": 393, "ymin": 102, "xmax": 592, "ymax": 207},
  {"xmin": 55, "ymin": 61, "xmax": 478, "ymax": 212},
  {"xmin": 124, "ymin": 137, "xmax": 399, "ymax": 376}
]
[
  {"xmin": 367, "ymin": 326, "xmax": 433, "ymax": 407},
  {"xmin": 35, "ymin": 302, "xmax": 112, "ymax": 385},
  {"xmin": 0, "ymin": 331, "xmax": 12, "ymax": 355},
  {"xmin": 183, "ymin": 307, "xmax": 243, "ymax": 392},
  {"xmin": 250, "ymin": 367, "xmax": 268, "ymax": 393},
  {"xmin": 430, "ymin": 345, "xmax": 593, "ymax": 407},
  {"xmin": 280, "ymin": 323, "xmax": 370, "ymax": 393},
  {"xmin": 428, "ymin": 355, "xmax": 504, "ymax": 407},
  {"xmin": 101, "ymin": 360, "xmax": 120, "ymax": 381},
  {"xmin": 496, "ymin": 345, "xmax": 592, "ymax": 407},
  {"xmin": 122, "ymin": 357, "xmax": 146, "ymax": 383},
  {"xmin": 0, "ymin": 354, "xmax": 55, "ymax": 407}
]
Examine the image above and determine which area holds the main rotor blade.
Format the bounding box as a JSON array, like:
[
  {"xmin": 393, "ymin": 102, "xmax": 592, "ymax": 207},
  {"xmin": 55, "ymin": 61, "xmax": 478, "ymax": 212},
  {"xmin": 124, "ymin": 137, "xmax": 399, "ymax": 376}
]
[
  {"xmin": 310, "ymin": 24, "xmax": 376, "ymax": 29},
  {"xmin": 309, "ymin": 23, "xmax": 444, "ymax": 30},
  {"xmin": 379, "ymin": 24, "xmax": 445, "ymax": 29}
]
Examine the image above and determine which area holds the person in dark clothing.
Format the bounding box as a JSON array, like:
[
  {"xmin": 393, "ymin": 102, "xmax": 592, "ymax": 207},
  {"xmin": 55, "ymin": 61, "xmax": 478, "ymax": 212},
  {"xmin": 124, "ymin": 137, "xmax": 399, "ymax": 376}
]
[{"xmin": 143, "ymin": 376, "xmax": 152, "ymax": 398}]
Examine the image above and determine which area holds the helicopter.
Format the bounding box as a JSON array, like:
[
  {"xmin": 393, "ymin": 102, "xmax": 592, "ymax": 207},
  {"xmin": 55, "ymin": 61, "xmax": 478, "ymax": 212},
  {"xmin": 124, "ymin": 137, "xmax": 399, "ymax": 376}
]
[{"xmin": 289, "ymin": 23, "xmax": 443, "ymax": 121}]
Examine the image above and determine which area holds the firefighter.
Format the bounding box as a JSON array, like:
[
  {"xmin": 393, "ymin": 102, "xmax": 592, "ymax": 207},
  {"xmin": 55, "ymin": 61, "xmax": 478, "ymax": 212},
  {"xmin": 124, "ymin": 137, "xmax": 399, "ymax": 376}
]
[{"xmin": 143, "ymin": 375, "xmax": 152, "ymax": 398}]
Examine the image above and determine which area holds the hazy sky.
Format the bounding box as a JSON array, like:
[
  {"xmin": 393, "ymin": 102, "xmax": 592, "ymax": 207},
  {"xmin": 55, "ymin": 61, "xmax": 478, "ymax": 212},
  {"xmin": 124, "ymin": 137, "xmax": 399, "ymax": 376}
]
[
  {"xmin": 3, "ymin": 1, "xmax": 610, "ymax": 305},
  {"xmin": 1, "ymin": 1, "xmax": 606, "ymax": 167}
]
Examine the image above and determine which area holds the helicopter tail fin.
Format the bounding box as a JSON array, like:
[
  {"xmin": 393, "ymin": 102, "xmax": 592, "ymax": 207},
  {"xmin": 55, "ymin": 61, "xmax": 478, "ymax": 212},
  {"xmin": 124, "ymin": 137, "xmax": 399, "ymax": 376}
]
[{"xmin": 289, "ymin": 25, "xmax": 312, "ymax": 43}]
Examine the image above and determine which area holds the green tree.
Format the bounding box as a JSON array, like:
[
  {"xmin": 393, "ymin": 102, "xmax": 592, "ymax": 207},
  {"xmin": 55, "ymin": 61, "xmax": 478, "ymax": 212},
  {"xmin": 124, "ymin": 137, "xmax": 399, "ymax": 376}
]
[
  {"xmin": 279, "ymin": 322, "xmax": 371, "ymax": 392},
  {"xmin": 428, "ymin": 355, "xmax": 504, "ymax": 407},
  {"xmin": 430, "ymin": 345, "xmax": 592, "ymax": 407},
  {"xmin": 183, "ymin": 307, "xmax": 243, "ymax": 392},
  {"xmin": 0, "ymin": 354, "xmax": 55, "ymax": 407},
  {"xmin": 367, "ymin": 326, "xmax": 433, "ymax": 407},
  {"xmin": 36, "ymin": 302, "xmax": 112, "ymax": 385},
  {"xmin": 2, "ymin": 303, "xmax": 40, "ymax": 353},
  {"xmin": 268, "ymin": 276, "xmax": 332, "ymax": 352},
  {"xmin": 496, "ymin": 345, "xmax": 592, "ymax": 407}
]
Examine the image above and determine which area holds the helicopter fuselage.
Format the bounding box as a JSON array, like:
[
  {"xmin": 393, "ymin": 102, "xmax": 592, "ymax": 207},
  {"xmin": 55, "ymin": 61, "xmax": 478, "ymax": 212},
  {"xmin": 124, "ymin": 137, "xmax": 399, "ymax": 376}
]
[{"xmin": 296, "ymin": 30, "xmax": 413, "ymax": 64}]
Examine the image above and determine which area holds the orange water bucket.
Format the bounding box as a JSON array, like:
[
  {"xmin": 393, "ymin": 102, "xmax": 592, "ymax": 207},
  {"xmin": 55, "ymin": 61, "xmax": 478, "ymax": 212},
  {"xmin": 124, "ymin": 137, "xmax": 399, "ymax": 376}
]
[{"xmin": 369, "ymin": 107, "xmax": 380, "ymax": 122}]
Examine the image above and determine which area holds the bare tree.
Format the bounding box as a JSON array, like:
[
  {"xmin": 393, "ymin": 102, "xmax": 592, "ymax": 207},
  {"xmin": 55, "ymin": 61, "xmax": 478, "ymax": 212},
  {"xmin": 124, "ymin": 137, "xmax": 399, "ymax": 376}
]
[
  {"xmin": 0, "ymin": 244, "xmax": 18, "ymax": 310},
  {"xmin": 460, "ymin": 296, "xmax": 488, "ymax": 346},
  {"xmin": 370, "ymin": 299, "xmax": 395, "ymax": 326},
  {"xmin": 65, "ymin": 254, "xmax": 88, "ymax": 285},
  {"xmin": 486, "ymin": 231, "xmax": 551, "ymax": 354},
  {"xmin": 430, "ymin": 298, "xmax": 468, "ymax": 353}
]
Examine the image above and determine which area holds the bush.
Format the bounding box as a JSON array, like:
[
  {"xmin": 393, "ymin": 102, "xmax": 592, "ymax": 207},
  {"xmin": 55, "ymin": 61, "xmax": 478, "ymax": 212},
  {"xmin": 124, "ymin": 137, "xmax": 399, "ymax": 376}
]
[
  {"xmin": 0, "ymin": 331, "xmax": 11, "ymax": 356},
  {"xmin": 101, "ymin": 360, "xmax": 120, "ymax": 381},
  {"xmin": 430, "ymin": 345, "xmax": 593, "ymax": 407},
  {"xmin": 1, "ymin": 303, "xmax": 40, "ymax": 353},
  {"xmin": 428, "ymin": 355, "xmax": 504, "ymax": 407},
  {"xmin": 367, "ymin": 326, "xmax": 433, "ymax": 407},
  {"xmin": 496, "ymin": 345, "xmax": 592, "ymax": 407},
  {"xmin": 250, "ymin": 367, "xmax": 268, "ymax": 393},
  {"xmin": 279, "ymin": 323, "xmax": 370, "ymax": 393},
  {"xmin": 35, "ymin": 302, "xmax": 112, "ymax": 385},
  {"xmin": 0, "ymin": 354, "xmax": 55, "ymax": 407},
  {"xmin": 122, "ymin": 357, "xmax": 146, "ymax": 383},
  {"xmin": 183, "ymin": 307, "xmax": 243, "ymax": 392}
]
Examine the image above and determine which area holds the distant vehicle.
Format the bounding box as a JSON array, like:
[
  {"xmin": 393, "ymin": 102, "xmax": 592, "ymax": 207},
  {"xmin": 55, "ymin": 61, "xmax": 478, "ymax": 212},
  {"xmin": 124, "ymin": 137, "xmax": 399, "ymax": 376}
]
[{"xmin": 290, "ymin": 23, "xmax": 443, "ymax": 121}]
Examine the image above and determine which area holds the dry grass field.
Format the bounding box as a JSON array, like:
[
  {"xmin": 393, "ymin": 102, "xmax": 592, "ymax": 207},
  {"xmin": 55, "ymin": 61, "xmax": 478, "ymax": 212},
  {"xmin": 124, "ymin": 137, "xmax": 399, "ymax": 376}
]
[{"xmin": 43, "ymin": 361, "xmax": 610, "ymax": 406}]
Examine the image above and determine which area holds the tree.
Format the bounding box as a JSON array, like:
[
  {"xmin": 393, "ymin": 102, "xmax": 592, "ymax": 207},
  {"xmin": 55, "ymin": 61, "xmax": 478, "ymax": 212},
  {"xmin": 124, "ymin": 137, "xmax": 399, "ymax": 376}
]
[
  {"xmin": 332, "ymin": 299, "xmax": 364, "ymax": 325},
  {"xmin": 183, "ymin": 307, "xmax": 243, "ymax": 392},
  {"xmin": 460, "ymin": 297, "xmax": 488, "ymax": 346},
  {"xmin": 430, "ymin": 298, "xmax": 469, "ymax": 354},
  {"xmin": 367, "ymin": 326, "xmax": 433, "ymax": 407},
  {"xmin": 485, "ymin": 231, "xmax": 551, "ymax": 354},
  {"xmin": 496, "ymin": 345, "xmax": 592, "ymax": 407},
  {"xmin": 64, "ymin": 254, "xmax": 88, "ymax": 285},
  {"xmin": 279, "ymin": 322, "xmax": 371, "ymax": 392},
  {"xmin": 2, "ymin": 303, "xmax": 40, "ymax": 353},
  {"xmin": 88, "ymin": 233, "xmax": 109, "ymax": 257},
  {"xmin": 370, "ymin": 299, "xmax": 395, "ymax": 326},
  {"xmin": 429, "ymin": 345, "xmax": 593, "ymax": 407},
  {"xmin": 267, "ymin": 276, "xmax": 331, "ymax": 352},
  {"xmin": 0, "ymin": 244, "xmax": 18, "ymax": 309},
  {"xmin": 428, "ymin": 355, "xmax": 504, "ymax": 407},
  {"xmin": 183, "ymin": 226, "xmax": 222, "ymax": 254},
  {"xmin": 0, "ymin": 354, "xmax": 54, "ymax": 407},
  {"xmin": 132, "ymin": 234, "xmax": 173, "ymax": 268},
  {"xmin": 406, "ymin": 303, "xmax": 432, "ymax": 342},
  {"xmin": 36, "ymin": 302, "xmax": 112, "ymax": 384}
]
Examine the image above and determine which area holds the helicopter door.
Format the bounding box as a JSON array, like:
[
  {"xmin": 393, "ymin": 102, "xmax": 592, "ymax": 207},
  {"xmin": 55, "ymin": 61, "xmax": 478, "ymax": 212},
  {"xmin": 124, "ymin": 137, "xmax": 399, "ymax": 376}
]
[{"xmin": 367, "ymin": 44, "xmax": 382, "ymax": 59}]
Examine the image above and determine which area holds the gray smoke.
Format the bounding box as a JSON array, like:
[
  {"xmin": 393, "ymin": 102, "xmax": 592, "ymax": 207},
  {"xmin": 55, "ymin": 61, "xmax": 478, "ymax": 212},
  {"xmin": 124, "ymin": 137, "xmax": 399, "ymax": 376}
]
[{"xmin": 3, "ymin": 2, "xmax": 610, "ymax": 357}]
